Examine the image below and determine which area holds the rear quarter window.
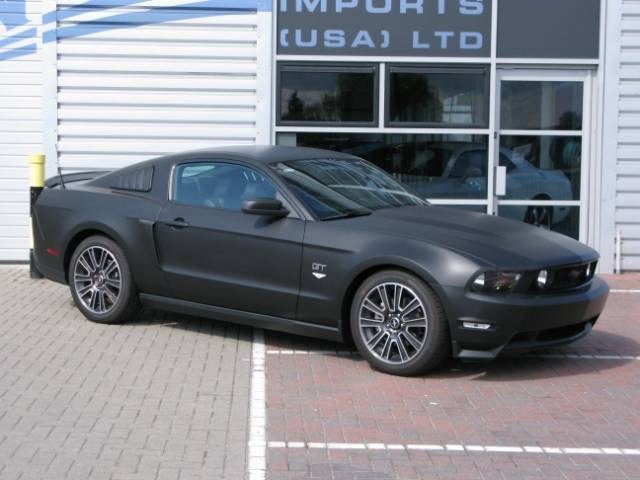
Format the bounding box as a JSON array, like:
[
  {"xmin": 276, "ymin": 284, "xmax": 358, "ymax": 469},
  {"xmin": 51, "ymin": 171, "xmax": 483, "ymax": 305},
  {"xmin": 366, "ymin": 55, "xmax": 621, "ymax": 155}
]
[{"xmin": 110, "ymin": 166, "xmax": 154, "ymax": 192}]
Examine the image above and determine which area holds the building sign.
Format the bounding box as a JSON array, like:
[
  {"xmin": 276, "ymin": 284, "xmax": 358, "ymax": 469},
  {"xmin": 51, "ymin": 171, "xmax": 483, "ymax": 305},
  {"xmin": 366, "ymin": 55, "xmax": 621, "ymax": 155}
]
[{"xmin": 277, "ymin": 0, "xmax": 492, "ymax": 57}]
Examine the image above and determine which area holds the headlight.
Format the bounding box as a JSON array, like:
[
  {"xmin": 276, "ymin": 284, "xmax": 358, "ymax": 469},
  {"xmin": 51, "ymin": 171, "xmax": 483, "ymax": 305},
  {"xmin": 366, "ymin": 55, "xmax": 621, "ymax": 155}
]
[
  {"xmin": 471, "ymin": 271, "xmax": 522, "ymax": 293},
  {"xmin": 537, "ymin": 269, "xmax": 550, "ymax": 289}
]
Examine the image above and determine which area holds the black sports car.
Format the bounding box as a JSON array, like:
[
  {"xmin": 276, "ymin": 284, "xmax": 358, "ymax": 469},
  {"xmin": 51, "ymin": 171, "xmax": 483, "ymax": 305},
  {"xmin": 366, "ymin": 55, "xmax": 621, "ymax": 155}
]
[{"xmin": 33, "ymin": 146, "xmax": 609, "ymax": 376}]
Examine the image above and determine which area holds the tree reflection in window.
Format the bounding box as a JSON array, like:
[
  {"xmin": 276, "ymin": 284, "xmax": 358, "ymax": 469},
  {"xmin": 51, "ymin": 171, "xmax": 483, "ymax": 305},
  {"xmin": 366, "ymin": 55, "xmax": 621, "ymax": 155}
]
[{"xmin": 279, "ymin": 66, "xmax": 376, "ymax": 124}]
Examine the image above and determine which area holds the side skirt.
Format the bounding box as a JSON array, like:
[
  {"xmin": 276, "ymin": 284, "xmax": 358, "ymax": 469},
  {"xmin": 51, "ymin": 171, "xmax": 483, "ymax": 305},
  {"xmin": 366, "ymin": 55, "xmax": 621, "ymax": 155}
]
[{"xmin": 139, "ymin": 293, "xmax": 343, "ymax": 343}]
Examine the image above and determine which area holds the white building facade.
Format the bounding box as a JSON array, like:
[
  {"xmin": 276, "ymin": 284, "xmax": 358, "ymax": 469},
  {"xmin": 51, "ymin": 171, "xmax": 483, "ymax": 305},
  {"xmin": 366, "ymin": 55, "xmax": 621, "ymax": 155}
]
[{"xmin": 0, "ymin": 0, "xmax": 638, "ymax": 272}]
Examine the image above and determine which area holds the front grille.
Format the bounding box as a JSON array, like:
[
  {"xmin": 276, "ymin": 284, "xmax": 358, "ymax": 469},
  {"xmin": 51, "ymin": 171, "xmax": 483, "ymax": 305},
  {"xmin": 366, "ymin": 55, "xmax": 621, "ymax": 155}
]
[
  {"xmin": 549, "ymin": 261, "xmax": 597, "ymax": 291},
  {"xmin": 523, "ymin": 261, "xmax": 597, "ymax": 293}
]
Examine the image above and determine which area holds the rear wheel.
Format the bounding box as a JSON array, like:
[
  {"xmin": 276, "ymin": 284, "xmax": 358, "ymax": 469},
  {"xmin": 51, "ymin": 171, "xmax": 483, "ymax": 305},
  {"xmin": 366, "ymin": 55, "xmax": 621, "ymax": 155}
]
[
  {"xmin": 350, "ymin": 270, "xmax": 450, "ymax": 376},
  {"xmin": 69, "ymin": 236, "xmax": 140, "ymax": 324},
  {"xmin": 524, "ymin": 205, "xmax": 553, "ymax": 230}
]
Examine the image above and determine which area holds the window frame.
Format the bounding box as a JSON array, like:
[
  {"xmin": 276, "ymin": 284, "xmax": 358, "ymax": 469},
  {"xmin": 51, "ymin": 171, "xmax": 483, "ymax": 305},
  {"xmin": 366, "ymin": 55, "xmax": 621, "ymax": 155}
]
[
  {"xmin": 385, "ymin": 64, "xmax": 491, "ymax": 129},
  {"xmin": 276, "ymin": 62, "xmax": 380, "ymax": 128}
]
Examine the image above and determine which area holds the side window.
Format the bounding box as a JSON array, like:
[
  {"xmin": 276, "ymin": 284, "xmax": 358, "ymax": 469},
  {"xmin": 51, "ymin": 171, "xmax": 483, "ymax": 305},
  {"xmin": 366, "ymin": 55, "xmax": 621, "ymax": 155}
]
[{"xmin": 173, "ymin": 162, "xmax": 278, "ymax": 211}]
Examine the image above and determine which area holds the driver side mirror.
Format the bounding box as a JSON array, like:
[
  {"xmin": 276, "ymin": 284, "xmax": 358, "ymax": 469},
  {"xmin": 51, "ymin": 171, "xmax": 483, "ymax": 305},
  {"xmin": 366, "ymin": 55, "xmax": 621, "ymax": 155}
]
[{"xmin": 242, "ymin": 198, "xmax": 290, "ymax": 218}]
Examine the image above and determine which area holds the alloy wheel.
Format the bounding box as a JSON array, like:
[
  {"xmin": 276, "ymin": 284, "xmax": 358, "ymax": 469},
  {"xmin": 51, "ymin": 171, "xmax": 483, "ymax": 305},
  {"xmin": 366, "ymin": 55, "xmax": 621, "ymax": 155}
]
[
  {"xmin": 358, "ymin": 282, "xmax": 428, "ymax": 365},
  {"xmin": 73, "ymin": 246, "xmax": 122, "ymax": 314}
]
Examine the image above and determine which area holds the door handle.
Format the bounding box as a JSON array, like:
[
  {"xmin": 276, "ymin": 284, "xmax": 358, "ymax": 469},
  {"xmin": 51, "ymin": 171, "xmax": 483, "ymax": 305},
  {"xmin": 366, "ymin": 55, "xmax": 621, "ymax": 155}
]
[
  {"xmin": 495, "ymin": 166, "xmax": 507, "ymax": 196},
  {"xmin": 165, "ymin": 217, "xmax": 190, "ymax": 229}
]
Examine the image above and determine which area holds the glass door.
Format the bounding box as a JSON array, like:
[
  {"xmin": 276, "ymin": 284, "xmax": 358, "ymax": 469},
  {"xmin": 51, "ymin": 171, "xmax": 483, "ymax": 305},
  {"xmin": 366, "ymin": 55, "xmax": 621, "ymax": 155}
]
[{"xmin": 493, "ymin": 69, "xmax": 591, "ymax": 241}]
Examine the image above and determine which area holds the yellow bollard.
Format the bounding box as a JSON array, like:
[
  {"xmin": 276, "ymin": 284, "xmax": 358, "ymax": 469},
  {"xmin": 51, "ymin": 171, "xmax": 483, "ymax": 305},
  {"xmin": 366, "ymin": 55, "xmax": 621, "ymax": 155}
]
[{"xmin": 29, "ymin": 154, "xmax": 45, "ymax": 279}]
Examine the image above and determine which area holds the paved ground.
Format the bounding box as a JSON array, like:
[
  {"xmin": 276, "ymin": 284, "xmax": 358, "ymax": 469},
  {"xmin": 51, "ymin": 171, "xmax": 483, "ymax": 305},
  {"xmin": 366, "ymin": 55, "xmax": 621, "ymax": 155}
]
[
  {"xmin": 264, "ymin": 274, "xmax": 640, "ymax": 480},
  {"xmin": 0, "ymin": 267, "xmax": 252, "ymax": 480},
  {"xmin": 0, "ymin": 267, "xmax": 639, "ymax": 480}
]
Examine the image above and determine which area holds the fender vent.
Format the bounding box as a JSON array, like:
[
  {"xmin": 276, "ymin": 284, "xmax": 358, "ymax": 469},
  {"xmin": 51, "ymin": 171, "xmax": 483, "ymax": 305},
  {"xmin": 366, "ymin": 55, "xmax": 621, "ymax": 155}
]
[{"xmin": 110, "ymin": 166, "xmax": 154, "ymax": 192}]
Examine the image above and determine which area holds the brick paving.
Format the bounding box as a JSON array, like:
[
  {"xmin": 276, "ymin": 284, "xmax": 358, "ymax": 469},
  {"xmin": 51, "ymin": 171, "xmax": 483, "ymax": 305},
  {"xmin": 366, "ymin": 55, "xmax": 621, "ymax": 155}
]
[
  {"xmin": 265, "ymin": 274, "xmax": 640, "ymax": 480},
  {"xmin": 0, "ymin": 266, "xmax": 252, "ymax": 480},
  {"xmin": 1, "ymin": 266, "xmax": 639, "ymax": 480}
]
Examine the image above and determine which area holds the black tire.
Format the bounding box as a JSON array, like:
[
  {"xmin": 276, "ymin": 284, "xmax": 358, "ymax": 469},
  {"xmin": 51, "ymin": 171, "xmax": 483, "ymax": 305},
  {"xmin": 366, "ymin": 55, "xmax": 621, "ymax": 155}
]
[
  {"xmin": 350, "ymin": 270, "xmax": 450, "ymax": 376},
  {"xmin": 69, "ymin": 235, "xmax": 141, "ymax": 324},
  {"xmin": 524, "ymin": 205, "xmax": 553, "ymax": 230}
]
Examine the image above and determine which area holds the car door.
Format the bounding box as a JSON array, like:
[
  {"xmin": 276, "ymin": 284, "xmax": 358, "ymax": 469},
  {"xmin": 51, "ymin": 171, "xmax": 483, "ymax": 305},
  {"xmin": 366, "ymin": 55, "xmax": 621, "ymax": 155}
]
[{"xmin": 155, "ymin": 160, "xmax": 304, "ymax": 320}]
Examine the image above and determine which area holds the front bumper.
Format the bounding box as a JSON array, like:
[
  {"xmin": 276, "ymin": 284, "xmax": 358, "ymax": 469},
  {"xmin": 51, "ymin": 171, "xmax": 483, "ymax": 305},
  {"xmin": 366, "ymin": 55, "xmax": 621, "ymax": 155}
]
[{"xmin": 443, "ymin": 276, "xmax": 610, "ymax": 360}]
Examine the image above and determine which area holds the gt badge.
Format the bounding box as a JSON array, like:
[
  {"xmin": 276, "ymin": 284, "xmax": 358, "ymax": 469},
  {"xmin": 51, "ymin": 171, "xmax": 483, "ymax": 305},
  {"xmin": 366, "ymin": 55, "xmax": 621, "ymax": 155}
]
[{"xmin": 312, "ymin": 263, "xmax": 327, "ymax": 279}]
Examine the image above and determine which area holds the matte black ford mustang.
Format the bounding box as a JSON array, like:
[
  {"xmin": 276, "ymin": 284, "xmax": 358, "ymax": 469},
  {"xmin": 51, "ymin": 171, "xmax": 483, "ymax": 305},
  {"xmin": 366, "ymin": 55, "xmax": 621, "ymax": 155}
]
[{"xmin": 33, "ymin": 146, "xmax": 609, "ymax": 376}]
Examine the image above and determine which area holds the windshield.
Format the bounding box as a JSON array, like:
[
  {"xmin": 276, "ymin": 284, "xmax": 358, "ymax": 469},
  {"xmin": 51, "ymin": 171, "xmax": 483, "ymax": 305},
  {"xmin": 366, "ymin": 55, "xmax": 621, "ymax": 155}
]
[{"xmin": 272, "ymin": 158, "xmax": 427, "ymax": 220}]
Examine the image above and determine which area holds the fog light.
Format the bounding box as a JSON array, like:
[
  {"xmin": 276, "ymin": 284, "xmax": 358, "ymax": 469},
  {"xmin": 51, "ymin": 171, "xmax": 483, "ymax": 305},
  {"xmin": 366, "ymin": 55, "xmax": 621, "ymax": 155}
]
[
  {"xmin": 537, "ymin": 269, "xmax": 549, "ymax": 289},
  {"xmin": 463, "ymin": 321, "xmax": 491, "ymax": 330}
]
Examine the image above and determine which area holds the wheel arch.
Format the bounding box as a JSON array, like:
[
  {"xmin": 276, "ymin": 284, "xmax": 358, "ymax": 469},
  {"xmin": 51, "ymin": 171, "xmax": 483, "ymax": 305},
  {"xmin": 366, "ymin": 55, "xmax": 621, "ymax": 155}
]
[
  {"xmin": 63, "ymin": 224, "xmax": 125, "ymax": 282},
  {"xmin": 338, "ymin": 259, "xmax": 447, "ymax": 346}
]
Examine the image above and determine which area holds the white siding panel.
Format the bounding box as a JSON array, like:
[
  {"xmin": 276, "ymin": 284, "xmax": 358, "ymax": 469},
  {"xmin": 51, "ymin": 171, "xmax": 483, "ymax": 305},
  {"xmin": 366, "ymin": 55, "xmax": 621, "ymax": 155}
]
[
  {"xmin": 58, "ymin": 106, "xmax": 256, "ymax": 123},
  {"xmin": 55, "ymin": 1, "xmax": 262, "ymax": 171},
  {"xmin": 615, "ymin": 0, "xmax": 640, "ymax": 270},
  {"xmin": 0, "ymin": 0, "xmax": 42, "ymax": 261},
  {"xmin": 0, "ymin": 0, "xmax": 270, "ymax": 261},
  {"xmin": 57, "ymin": 91, "xmax": 257, "ymax": 106}
]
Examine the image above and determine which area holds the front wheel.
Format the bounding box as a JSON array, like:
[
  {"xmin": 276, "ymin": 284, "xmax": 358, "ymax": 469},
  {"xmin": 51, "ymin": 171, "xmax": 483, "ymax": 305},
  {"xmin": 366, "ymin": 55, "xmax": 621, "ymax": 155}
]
[
  {"xmin": 350, "ymin": 270, "xmax": 450, "ymax": 376},
  {"xmin": 69, "ymin": 235, "xmax": 141, "ymax": 324}
]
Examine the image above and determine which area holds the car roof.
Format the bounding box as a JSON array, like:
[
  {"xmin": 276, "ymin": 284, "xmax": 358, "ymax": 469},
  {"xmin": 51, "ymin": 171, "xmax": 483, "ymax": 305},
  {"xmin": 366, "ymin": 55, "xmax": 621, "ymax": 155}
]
[
  {"xmin": 151, "ymin": 145, "xmax": 360, "ymax": 167},
  {"xmin": 89, "ymin": 146, "xmax": 362, "ymax": 195}
]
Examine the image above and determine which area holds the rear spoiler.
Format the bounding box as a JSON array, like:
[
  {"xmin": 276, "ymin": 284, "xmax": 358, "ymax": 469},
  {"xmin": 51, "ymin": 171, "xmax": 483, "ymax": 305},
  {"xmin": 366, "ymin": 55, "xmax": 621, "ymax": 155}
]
[{"xmin": 45, "ymin": 170, "xmax": 113, "ymax": 189}]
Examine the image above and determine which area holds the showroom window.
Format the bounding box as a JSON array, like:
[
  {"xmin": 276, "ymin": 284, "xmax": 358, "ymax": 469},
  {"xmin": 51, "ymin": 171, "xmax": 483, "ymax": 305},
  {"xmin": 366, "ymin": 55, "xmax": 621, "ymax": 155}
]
[
  {"xmin": 277, "ymin": 133, "xmax": 489, "ymax": 200},
  {"xmin": 387, "ymin": 66, "xmax": 489, "ymax": 127},
  {"xmin": 275, "ymin": 64, "xmax": 590, "ymax": 241},
  {"xmin": 276, "ymin": 63, "xmax": 491, "ymax": 210},
  {"xmin": 277, "ymin": 64, "xmax": 378, "ymax": 126},
  {"xmin": 494, "ymin": 76, "xmax": 587, "ymax": 240},
  {"xmin": 500, "ymin": 81, "xmax": 583, "ymax": 131}
]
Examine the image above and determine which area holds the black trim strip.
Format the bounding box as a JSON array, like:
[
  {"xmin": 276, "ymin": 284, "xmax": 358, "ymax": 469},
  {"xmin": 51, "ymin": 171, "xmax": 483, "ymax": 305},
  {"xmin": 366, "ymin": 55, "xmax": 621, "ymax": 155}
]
[{"xmin": 139, "ymin": 293, "xmax": 342, "ymax": 342}]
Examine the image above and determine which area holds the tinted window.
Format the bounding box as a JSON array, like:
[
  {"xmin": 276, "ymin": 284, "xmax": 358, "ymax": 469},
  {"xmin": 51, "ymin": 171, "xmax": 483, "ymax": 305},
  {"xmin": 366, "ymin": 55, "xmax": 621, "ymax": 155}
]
[
  {"xmin": 388, "ymin": 66, "xmax": 489, "ymax": 127},
  {"xmin": 174, "ymin": 163, "xmax": 277, "ymax": 211},
  {"xmin": 279, "ymin": 64, "xmax": 376, "ymax": 124},
  {"xmin": 500, "ymin": 81, "xmax": 583, "ymax": 130},
  {"xmin": 272, "ymin": 158, "xmax": 425, "ymax": 221},
  {"xmin": 500, "ymin": 135, "xmax": 581, "ymax": 200}
]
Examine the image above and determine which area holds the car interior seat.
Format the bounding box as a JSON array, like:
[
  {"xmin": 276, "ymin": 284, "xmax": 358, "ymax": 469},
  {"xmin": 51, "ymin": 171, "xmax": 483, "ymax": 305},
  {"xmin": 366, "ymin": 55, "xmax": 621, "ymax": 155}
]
[{"xmin": 208, "ymin": 168, "xmax": 248, "ymax": 210}]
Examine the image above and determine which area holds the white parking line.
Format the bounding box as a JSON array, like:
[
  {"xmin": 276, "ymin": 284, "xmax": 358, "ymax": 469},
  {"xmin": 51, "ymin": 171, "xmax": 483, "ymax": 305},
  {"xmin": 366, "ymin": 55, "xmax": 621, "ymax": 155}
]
[
  {"xmin": 267, "ymin": 441, "xmax": 640, "ymax": 456},
  {"xmin": 610, "ymin": 289, "xmax": 640, "ymax": 294},
  {"xmin": 266, "ymin": 349, "xmax": 640, "ymax": 361},
  {"xmin": 248, "ymin": 329, "xmax": 266, "ymax": 480},
  {"xmin": 266, "ymin": 349, "xmax": 357, "ymax": 356},
  {"xmin": 527, "ymin": 353, "xmax": 640, "ymax": 361}
]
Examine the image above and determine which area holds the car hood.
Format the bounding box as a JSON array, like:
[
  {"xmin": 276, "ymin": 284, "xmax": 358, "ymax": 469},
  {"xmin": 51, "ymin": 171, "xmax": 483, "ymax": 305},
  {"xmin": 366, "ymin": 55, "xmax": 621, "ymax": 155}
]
[{"xmin": 348, "ymin": 205, "xmax": 598, "ymax": 269}]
